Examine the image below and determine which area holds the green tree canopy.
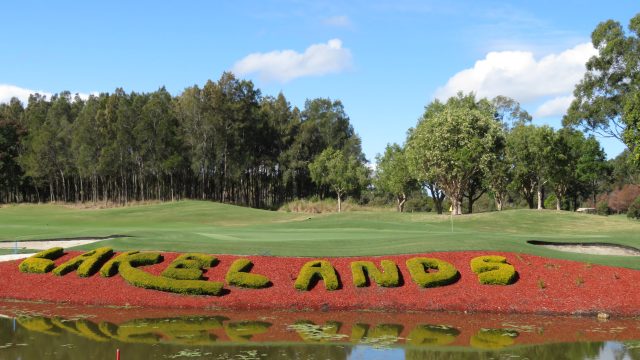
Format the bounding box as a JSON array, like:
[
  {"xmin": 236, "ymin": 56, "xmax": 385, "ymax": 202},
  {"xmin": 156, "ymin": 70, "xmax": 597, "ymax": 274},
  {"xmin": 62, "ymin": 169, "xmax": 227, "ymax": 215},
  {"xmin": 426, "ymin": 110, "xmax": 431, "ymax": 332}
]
[
  {"xmin": 375, "ymin": 143, "xmax": 417, "ymax": 212},
  {"xmin": 406, "ymin": 93, "xmax": 505, "ymax": 215},
  {"xmin": 564, "ymin": 13, "xmax": 640, "ymax": 163},
  {"xmin": 309, "ymin": 148, "xmax": 369, "ymax": 212}
]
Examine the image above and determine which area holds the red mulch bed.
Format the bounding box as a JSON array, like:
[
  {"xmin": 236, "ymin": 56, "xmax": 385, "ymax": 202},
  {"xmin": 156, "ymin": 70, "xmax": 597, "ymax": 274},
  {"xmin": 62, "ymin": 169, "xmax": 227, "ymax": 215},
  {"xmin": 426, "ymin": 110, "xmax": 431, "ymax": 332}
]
[{"xmin": 1, "ymin": 251, "xmax": 639, "ymax": 316}]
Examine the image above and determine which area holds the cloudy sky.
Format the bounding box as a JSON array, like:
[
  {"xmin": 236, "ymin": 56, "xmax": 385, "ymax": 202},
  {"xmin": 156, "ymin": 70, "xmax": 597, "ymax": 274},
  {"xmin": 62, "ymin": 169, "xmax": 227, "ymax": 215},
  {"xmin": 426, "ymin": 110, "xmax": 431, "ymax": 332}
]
[{"xmin": 1, "ymin": 1, "xmax": 637, "ymax": 160}]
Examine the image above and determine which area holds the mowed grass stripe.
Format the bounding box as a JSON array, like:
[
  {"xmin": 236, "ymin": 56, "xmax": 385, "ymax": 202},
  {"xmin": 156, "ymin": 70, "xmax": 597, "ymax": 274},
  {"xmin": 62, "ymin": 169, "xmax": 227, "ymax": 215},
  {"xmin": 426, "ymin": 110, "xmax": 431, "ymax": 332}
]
[{"xmin": 0, "ymin": 200, "xmax": 639, "ymax": 268}]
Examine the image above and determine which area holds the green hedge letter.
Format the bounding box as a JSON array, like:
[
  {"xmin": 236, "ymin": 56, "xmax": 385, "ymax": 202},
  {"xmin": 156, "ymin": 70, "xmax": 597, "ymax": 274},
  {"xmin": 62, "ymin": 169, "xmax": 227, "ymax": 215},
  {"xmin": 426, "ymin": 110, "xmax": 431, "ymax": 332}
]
[
  {"xmin": 470, "ymin": 255, "xmax": 517, "ymax": 285},
  {"xmin": 18, "ymin": 247, "xmax": 65, "ymax": 274},
  {"xmin": 406, "ymin": 257, "xmax": 459, "ymax": 288},
  {"xmin": 350, "ymin": 260, "xmax": 400, "ymax": 287},
  {"xmin": 294, "ymin": 260, "xmax": 339, "ymax": 291},
  {"xmin": 52, "ymin": 247, "xmax": 114, "ymax": 277}
]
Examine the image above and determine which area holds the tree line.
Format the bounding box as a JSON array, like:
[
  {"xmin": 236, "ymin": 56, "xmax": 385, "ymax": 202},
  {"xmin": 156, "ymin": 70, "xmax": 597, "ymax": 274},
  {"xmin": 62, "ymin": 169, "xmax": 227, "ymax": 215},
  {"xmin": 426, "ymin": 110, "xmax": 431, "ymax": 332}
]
[
  {"xmin": 1, "ymin": 13, "xmax": 638, "ymax": 215},
  {"xmin": 0, "ymin": 72, "xmax": 365, "ymax": 207},
  {"xmin": 375, "ymin": 93, "xmax": 610, "ymax": 214}
]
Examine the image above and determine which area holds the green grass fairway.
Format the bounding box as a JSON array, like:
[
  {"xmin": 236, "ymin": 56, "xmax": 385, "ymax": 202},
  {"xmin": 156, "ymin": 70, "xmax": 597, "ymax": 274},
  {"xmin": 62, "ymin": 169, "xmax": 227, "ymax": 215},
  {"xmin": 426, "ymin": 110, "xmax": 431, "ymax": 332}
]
[{"xmin": 1, "ymin": 200, "xmax": 639, "ymax": 268}]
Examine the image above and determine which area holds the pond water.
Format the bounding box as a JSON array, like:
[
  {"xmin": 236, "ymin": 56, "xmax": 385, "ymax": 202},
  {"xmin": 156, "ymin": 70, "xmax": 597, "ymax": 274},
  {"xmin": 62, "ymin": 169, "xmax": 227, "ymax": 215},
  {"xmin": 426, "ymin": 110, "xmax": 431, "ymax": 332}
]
[{"xmin": 1, "ymin": 301, "xmax": 640, "ymax": 360}]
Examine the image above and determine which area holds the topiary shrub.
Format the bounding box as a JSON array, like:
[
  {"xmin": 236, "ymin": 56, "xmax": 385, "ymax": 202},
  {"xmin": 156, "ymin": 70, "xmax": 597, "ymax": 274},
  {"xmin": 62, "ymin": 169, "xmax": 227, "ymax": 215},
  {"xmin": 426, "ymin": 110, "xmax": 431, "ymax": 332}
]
[
  {"xmin": 225, "ymin": 258, "xmax": 270, "ymax": 289},
  {"xmin": 350, "ymin": 260, "xmax": 400, "ymax": 287},
  {"xmin": 118, "ymin": 256, "xmax": 224, "ymax": 296},
  {"xmin": 19, "ymin": 247, "xmax": 64, "ymax": 274},
  {"xmin": 627, "ymin": 196, "xmax": 640, "ymax": 219},
  {"xmin": 405, "ymin": 257, "xmax": 459, "ymax": 288},
  {"xmin": 470, "ymin": 255, "xmax": 517, "ymax": 285},
  {"xmin": 294, "ymin": 260, "xmax": 339, "ymax": 291},
  {"xmin": 161, "ymin": 253, "xmax": 218, "ymax": 280},
  {"xmin": 52, "ymin": 247, "xmax": 113, "ymax": 277},
  {"xmin": 99, "ymin": 251, "xmax": 159, "ymax": 277}
]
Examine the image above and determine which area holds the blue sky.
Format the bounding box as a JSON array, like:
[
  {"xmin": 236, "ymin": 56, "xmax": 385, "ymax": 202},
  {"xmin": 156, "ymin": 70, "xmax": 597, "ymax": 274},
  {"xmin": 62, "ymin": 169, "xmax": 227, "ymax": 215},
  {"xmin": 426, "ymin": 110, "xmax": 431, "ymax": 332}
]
[{"xmin": 1, "ymin": 1, "xmax": 637, "ymax": 161}]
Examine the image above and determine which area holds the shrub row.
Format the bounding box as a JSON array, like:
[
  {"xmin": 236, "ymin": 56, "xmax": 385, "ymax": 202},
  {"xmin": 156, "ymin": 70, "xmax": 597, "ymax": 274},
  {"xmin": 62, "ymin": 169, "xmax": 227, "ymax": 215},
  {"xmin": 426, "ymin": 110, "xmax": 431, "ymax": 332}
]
[
  {"xmin": 100, "ymin": 251, "xmax": 162, "ymax": 277},
  {"xmin": 294, "ymin": 260, "xmax": 340, "ymax": 291},
  {"xmin": 405, "ymin": 257, "xmax": 459, "ymax": 288},
  {"xmin": 52, "ymin": 247, "xmax": 113, "ymax": 277},
  {"xmin": 350, "ymin": 260, "xmax": 400, "ymax": 287},
  {"xmin": 113, "ymin": 252, "xmax": 225, "ymax": 296},
  {"xmin": 161, "ymin": 253, "xmax": 218, "ymax": 280},
  {"xmin": 470, "ymin": 255, "xmax": 517, "ymax": 285},
  {"xmin": 225, "ymin": 259, "xmax": 271, "ymax": 289},
  {"xmin": 18, "ymin": 247, "xmax": 64, "ymax": 274}
]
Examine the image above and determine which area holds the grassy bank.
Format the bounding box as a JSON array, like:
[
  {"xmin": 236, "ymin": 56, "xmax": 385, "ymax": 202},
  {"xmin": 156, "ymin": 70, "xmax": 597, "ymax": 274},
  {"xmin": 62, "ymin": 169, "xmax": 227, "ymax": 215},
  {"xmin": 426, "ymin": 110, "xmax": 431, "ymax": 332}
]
[{"xmin": 1, "ymin": 200, "xmax": 639, "ymax": 268}]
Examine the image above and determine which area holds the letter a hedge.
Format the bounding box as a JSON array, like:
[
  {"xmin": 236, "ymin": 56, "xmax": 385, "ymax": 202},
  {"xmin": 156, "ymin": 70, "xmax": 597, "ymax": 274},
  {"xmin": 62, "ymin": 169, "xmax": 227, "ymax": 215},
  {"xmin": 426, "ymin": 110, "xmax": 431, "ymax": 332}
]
[
  {"xmin": 52, "ymin": 247, "xmax": 114, "ymax": 277},
  {"xmin": 294, "ymin": 260, "xmax": 339, "ymax": 291}
]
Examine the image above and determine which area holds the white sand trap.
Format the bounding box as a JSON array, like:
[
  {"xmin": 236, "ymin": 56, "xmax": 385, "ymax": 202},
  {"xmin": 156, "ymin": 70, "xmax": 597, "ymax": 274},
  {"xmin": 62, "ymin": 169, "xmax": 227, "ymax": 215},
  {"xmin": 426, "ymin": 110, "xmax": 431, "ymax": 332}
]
[
  {"xmin": 528, "ymin": 240, "xmax": 640, "ymax": 256},
  {"xmin": 0, "ymin": 239, "xmax": 110, "ymax": 250},
  {"xmin": 0, "ymin": 237, "xmax": 122, "ymax": 262}
]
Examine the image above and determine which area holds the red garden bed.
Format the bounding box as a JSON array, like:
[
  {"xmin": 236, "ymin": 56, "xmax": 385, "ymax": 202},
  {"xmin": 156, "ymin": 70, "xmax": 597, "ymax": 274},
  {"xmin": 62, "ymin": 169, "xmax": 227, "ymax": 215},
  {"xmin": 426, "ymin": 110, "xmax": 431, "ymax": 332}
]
[{"xmin": 1, "ymin": 250, "xmax": 639, "ymax": 316}]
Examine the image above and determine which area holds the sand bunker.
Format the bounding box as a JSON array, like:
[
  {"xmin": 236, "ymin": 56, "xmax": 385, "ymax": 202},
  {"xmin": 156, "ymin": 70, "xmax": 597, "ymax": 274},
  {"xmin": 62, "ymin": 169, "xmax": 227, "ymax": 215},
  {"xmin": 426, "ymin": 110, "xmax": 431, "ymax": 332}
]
[
  {"xmin": 527, "ymin": 240, "xmax": 640, "ymax": 256},
  {"xmin": 0, "ymin": 235, "xmax": 127, "ymax": 262}
]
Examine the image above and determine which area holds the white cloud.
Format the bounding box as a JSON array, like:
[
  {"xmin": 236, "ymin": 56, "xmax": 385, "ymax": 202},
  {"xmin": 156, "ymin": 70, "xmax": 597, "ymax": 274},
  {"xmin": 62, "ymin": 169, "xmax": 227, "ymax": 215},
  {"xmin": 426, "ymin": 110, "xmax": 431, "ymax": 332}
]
[
  {"xmin": 232, "ymin": 39, "xmax": 352, "ymax": 83},
  {"xmin": 435, "ymin": 42, "xmax": 596, "ymax": 115},
  {"xmin": 0, "ymin": 84, "xmax": 51, "ymax": 105},
  {"xmin": 323, "ymin": 15, "xmax": 351, "ymax": 28},
  {"xmin": 0, "ymin": 84, "xmax": 96, "ymax": 105},
  {"xmin": 534, "ymin": 95, "xmax": 574, "ymax": 118}
]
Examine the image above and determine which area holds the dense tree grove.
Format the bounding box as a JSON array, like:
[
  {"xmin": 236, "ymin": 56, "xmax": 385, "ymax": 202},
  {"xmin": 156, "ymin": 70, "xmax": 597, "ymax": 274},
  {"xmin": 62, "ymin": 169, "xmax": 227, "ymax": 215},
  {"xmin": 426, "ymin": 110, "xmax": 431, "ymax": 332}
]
[
  {"xmin": 0, "ymin": 72, "xmax": 365, "ymax": 208},
  {"xmin": 378, "ymin": 93, "xmax": 614, "ymax": 215}
]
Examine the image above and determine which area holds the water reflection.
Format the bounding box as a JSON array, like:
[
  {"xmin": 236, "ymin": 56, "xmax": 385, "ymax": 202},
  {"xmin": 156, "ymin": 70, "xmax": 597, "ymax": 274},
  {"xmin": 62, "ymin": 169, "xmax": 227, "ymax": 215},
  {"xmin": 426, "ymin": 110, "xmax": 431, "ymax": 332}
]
[{"xmin": 1, "ymin": 302, "xmax": 640, "ymax": 359}]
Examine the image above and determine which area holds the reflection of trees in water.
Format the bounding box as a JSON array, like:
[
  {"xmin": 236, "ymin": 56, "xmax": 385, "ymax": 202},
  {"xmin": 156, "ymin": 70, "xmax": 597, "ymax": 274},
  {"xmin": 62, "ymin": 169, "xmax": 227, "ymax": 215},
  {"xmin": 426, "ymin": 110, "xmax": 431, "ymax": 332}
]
[{"xmin": 405, "ymin": 342, "xmax": 606, "ymax": 360}]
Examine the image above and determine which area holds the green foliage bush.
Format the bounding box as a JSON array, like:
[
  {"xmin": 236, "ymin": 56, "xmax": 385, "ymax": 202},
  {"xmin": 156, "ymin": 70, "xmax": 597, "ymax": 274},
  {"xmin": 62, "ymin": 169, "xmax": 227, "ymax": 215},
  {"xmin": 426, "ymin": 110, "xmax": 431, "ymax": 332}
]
[
  {"xmin": 405, "ymin": 257, "xmax": 459, "ymax": 288},
  {"xmin": 120, "ymin": 264, "xmax": 224, "ymax": 296},
  {"xmin": 161, "ymin": 253, "xmax": 218, "ymax": 280},
  {"xmin": 627, "ymin": 196, "xmax": 640, "ymax": 219},
  {"xmin": 596, "ymin": 201, "xmax": 610, "ymax": 216},
  {"xmin": 544, "ymin": 194, "xmax": 557, "ymax": 210},
  {"xmin": 225, "ymin": 258, "xmax": 270, "ymax": 289},
  {"xmin": 294, "ymin": 260, "xmax": 340, "ymax": 291},
  {"xmin": 470, "ymin": 255, "xmax": 517, "ymax": 285},
  {"xmin": 350, "ymin": 260, "xmax": 400, "ymax": 287},
  {"xmin": 112, "ymin": 252, "xmax": 225, "ymax": 296},
  {"xmin": 52, "ymin": 247, "xmax": 113, "ymax": 277},
  {"xmin": 100, "ymin": 251, "xmax": 159, "ymax": 277},
  {"xmin": 18, "ymin": 247, "xmax": 64, "ymax": 274}
]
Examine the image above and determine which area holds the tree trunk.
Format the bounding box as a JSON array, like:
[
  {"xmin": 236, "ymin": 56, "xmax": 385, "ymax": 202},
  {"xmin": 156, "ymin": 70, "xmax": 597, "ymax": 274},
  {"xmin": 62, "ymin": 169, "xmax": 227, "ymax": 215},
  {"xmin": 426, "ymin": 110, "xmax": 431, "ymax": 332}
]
[
  {"xmin": 397, "ymin": 193, "xmax": 406, "ymax": 212},
  {"xmin": 337, "ymin": 192, "xmax": 342, "ymax": 213},
  {"xmin": 556, "ymin": 196, "xmax": 561, "ymax": 211},
  {"xmin": 537, "ymin": 184, "xmax": 544, "ymax": 210}
]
